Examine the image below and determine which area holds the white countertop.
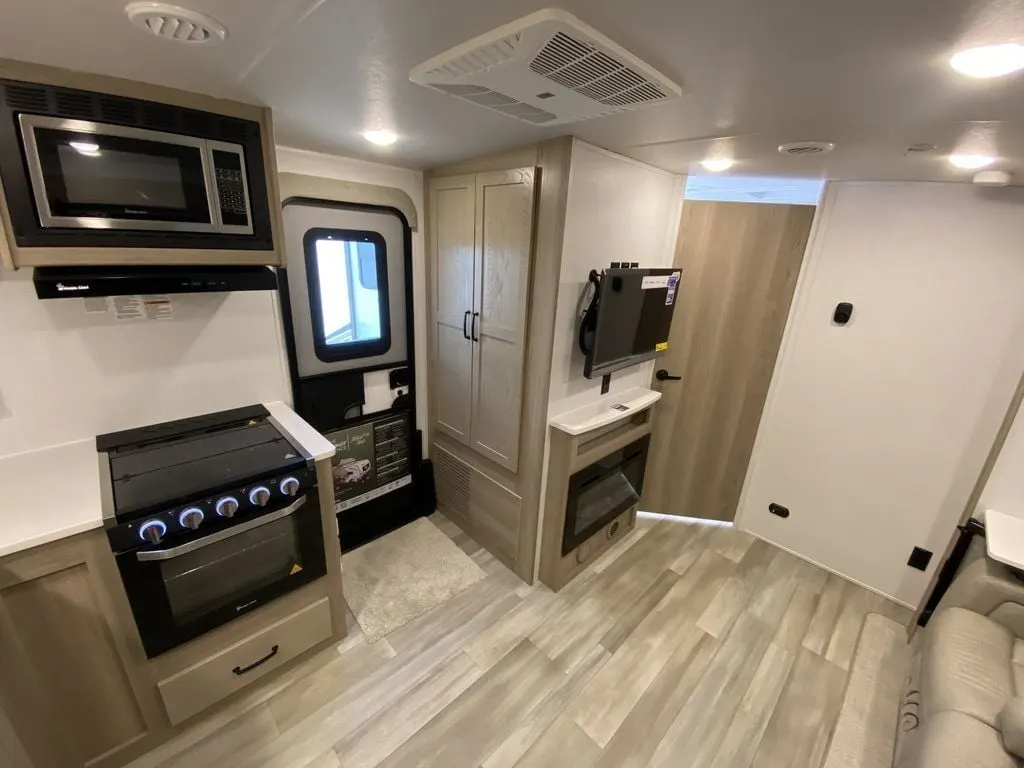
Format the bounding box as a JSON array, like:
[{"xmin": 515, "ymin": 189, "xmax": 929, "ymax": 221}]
[
  {"xmin": 549, "ymin": 386, "xmax": 662, "ymax": 436},
  {"xmin": 265, "ymin": 401, "xmax": 336, "ymax": 461},
  {"xmin": 984, "ymin": 509, "xmax": 1024, "ymax": 571},
  {"xmin": 0, "ymin": 402, "xmax": 334, "ymax": 559},
  {"xmin": 0, "ymin": 439, "xmax": 103, "ymax": 559}
]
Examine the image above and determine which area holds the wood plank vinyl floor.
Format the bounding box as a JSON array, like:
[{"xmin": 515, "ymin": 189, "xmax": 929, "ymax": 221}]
[{"xmin": 128, "ymin": 513, "xmax": 911, "ymax": 768}]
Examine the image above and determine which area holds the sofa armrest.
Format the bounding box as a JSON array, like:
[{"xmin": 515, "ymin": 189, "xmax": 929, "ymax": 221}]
[{"xmin": 935, "ymin": 557, "xmax": 1024, "ymax": 638}]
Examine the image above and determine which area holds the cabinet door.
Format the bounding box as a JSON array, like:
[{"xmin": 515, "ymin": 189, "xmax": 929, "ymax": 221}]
[
  {"xmin": 470, "ymin": 168, "xmax": 536, "ymax": 472},
  {"xmin": 0, "ymin": 532, "xmax": 148, "ymax": 767},
  {"xmin": 430, "ymin": 175, "xmax": 476, "ymax": 445}
]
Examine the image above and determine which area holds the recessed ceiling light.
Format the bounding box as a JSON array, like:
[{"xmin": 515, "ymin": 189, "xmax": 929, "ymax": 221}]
[
  {"xmin": 948, "ymin": 153, "xmax": 997, "ymax": 169},
  {"xmin": 700, "ymin": 157, "xmax": 734, "ymax": 172},
  {"xmin": 362, "ymin": 129, "xmax": 398, "ymax": 147},
  {"xmin": 950, "ymin": 43, "xmax": 1024, "ymax": 78}
]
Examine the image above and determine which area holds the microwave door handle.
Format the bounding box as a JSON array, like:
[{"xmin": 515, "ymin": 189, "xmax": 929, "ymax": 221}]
[{"xmin": 136, "ymin": 495, "xmax": 307, "ymax": 562}]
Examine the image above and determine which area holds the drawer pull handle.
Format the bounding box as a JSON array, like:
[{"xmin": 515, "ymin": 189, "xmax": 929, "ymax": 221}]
[{"xmin": 232, "ymin": 644, "xmax": 279, "ymax": 676}]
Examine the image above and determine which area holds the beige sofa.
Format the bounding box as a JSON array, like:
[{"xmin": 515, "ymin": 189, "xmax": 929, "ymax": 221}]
[{"xmin": 897, "ymin": 558, "xmax": 1024, "ymax": 768}]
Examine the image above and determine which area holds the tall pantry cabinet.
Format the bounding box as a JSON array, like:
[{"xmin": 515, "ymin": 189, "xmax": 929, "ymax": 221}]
[{"xmin": 430, "ymin": 168, "xmax": 536, "ymax": 473}]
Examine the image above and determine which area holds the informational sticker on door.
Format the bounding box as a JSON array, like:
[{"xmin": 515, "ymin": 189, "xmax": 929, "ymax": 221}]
[
  {"xmin": 327, "ymin": 414, "xmax": 413, "ymax": 512},
  {"xmin": 666, "ymin": 271, "xmax": 681, "ymax": 305},
  {"xmin": 655, "ymin": 342, "xmax": 669, "ymax": 351}
]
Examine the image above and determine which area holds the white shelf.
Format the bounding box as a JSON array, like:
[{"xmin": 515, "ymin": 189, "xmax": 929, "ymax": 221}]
[
  {"xmin": 549, "ymin": 386, "xmax": 661, "ymax": 436},
  {"xmin": 984, "ymin": 509, "xmax": 1024, "ymax": 571}
]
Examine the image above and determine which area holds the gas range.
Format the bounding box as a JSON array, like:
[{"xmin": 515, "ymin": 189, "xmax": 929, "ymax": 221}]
[{"xmin": 97, "ymin": 405, "xmax": 328, "ymax": 657}]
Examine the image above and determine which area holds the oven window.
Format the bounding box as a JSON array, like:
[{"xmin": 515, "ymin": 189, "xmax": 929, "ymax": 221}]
[
  {"xmin": 31, "ymin": 127, "xmax": 212, "ymax": 223},
  {"xmin": 304, "ymin": 228, "xmax": 391, "ymax": 362},
  {"xmin": 160, "ymin": 514, "xmax": 304, "ymax": 622}
]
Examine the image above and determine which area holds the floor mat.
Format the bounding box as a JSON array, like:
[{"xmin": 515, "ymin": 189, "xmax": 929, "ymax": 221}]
[
  {"xmin": 341, "ymin": 517, "xmax": 487, "ymax": 642},
  {"xmin": 823, "ymin": 612, "xmax": 910, "ymax": 768}
]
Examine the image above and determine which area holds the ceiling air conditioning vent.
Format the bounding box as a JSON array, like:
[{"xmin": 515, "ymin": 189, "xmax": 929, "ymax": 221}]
[{"xmin": 410, "ymin": 9, "xmax": 680, "ymax": 126}]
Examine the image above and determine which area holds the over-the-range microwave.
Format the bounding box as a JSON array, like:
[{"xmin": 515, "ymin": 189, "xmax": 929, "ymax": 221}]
[{"xmin": 0, "ymin": 78, "xmax": 275, "ymax": 252}]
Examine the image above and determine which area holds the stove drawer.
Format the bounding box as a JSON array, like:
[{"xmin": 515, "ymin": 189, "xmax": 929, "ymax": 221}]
[{"xmin": 157, "ymin": 596, "xmax": 332, "ymax": 725}]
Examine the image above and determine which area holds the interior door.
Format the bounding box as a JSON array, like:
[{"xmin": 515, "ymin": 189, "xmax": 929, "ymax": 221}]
[
  {"xmin": 470, "ymin": 168, "xmax": 536, "ymax": 472},
  {"xmin": 641, "ymin": 200, "xmax": 815, "ymax": 520},
  {"xmin": 430, "ymin": 175, "xmax": 476, "ymax": 445}
]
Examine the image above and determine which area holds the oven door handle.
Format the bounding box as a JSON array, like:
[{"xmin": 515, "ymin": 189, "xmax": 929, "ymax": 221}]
[{"xmin": 136, "ymin": 495, "xmax": 307, "ymax": 562}]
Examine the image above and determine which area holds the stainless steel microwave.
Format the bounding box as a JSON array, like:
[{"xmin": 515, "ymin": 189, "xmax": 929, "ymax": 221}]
[
  {"xmin": 0, "ymin": 78, "xmax": 275, "ymax": 252},
  {"xmin": 20, "ymin": 115, "xmax": 253, "ymax": 235}
]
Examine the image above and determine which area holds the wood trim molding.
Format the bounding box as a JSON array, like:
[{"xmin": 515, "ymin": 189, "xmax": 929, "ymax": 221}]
[
  {"xmin": 514, "ymin": 136, "xmax": 573, "ymax": 584},
  {"xmin": 428, "ymin": 144, "xmax": 540, "ymax": 178},
  {"xmin": 278, "ymin": 173, "xmax": 419, "ymax": 231}
]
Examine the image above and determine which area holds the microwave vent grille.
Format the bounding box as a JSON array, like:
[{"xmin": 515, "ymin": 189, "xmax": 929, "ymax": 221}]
[
  {"xmin": 2, "ymin": 81, "xmax": 254, "ymax": 144},
  {"xmin": 217, "ymin": 118, "xmax": 249, "ymax": 142},
  {"xmin": 100, "ymin": 97, "xmax": 140, "ymax": 126},
  {"xmin": 3, "ymin": 83, "xmax": 49, "ymax": 113},
  {"xmin": 141, "ymin": 103, "xmax": 177, "ymax": 131},
  {"xmin": 54, "ymin": 89, "xmax": 95, "ymax": 119}
]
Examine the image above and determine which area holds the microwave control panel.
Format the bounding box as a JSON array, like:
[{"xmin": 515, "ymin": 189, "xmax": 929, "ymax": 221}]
[{"xmin": 211, "ymin": 148, "xmax": 251, "ymax": 229}]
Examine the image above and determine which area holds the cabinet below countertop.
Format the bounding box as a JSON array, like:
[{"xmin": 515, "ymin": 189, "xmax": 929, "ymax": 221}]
[{"xmin": 0, "ymin": 457, "xmax": 345, "ymax": 768}]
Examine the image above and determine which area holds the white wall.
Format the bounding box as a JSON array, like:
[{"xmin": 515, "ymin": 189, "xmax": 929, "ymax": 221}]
[
  {"xmin": 737, "ymin": 181, "xmax": 1024, "ymax": 608},
  {"xmin": 274, "ymin": 147, "xmax": 427, "ymax": 441},
  {"xmin": 981, "ymin": 402, "xmax": 1024, "ymax": 519},
  {"xmin": 0, "ymin": 146, "xmax": 425, "ymax": 460},
  {"xmin": 547, "ymin": 141, "xmax": 684, "ymax": 418},
  {"xmin": 0, "ymin": 270, "xmax": 290, "ymax": 457}
]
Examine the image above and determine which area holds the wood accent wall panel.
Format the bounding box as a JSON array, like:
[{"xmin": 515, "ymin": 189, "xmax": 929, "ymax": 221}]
[{"xmin": 642, "ymin": 201, "xmax": 815, "ymax": 521}]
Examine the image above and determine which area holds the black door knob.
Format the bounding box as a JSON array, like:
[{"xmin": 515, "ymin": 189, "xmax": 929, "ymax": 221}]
[{"xmin": 655, "ymin": 369, "xmax": 681, "ymax": 381}]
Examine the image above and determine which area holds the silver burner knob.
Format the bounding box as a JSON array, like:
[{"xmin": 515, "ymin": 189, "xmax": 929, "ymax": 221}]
[
  {"xmin": 249, "ymin": 486, "xmax": 271, "ymax": 507},
  {"xmin": 279, "ymin": 477, "xmax": 300, "ymax": 497},
  {"xmin": 216, "ymin": 496, "xmax": 239, "ymax": 518},
  {"xmin": 179, "ymin": 507, "xmax": 204, "ymax": 530},
  {"xmin": 138, "ymin": 520, "xmax": 167, "ymax": 545}
]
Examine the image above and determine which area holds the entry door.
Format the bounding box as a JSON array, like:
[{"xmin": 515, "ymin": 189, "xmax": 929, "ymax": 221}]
[{"xmin": 641, "ymin": 201, "xmax": 816, "ymax": 521}]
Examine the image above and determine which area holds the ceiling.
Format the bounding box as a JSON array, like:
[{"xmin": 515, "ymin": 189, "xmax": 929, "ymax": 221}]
[{"xmin": 0, "ymin": 0, "xmax": 1022, "ymax": 181}]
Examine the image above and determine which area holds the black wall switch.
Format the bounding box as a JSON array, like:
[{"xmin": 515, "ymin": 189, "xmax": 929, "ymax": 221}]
[
  {"xmin": 833, "ymin": 302, "xmax": 854, "ymax": 325},
  {"xmin": 907, "ymin": 546, "xmax": 933, "ymax": 571},
  {"xmin": 768, "ymin": 503, "xmax": 790, "ymax": 518}
]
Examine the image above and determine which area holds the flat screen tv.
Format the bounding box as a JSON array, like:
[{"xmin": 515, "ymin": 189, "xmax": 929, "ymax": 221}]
[{"xmin": 581, "ymin": 267, "xmax": 681, "ymax": 379}]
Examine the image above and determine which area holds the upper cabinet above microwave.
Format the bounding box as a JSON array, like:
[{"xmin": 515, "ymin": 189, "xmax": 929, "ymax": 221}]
[{"xmin": 0, "ymin": 59, "xmax": 282, "ymax": 269}]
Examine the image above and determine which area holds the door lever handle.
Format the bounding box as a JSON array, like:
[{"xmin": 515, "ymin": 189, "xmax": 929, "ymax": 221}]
[
  {"xmin": 655, "ymin": 369, "xmax": 681, "ymax": 381},
  {"xmin": 463, "ymin": 311, "xmax": 471, "ymax": 340}
]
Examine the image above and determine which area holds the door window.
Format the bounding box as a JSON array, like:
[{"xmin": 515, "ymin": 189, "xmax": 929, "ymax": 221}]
[{"xmin": 304, "ymin": 228, "xmax": 391, "ymax": 362}]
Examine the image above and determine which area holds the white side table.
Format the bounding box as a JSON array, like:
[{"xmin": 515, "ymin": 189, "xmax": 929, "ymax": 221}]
[{"xmin": 984, "ymin": 509, "xmax": 1024, "ymax": 573}]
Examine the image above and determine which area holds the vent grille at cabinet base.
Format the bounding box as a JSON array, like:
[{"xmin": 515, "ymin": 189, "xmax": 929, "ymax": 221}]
[{"xmin": 434, "ymin": 446, "xmax": 471, "ymax": 518}]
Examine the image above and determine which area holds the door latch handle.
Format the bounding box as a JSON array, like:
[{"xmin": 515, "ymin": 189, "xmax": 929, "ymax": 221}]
[
  {"xmin": 655, "ymin": 369, "xmax": 681, "ymax": 381},
  {"xmin": 463, "ymin": 310, "xmax": 471, "ymax": 340},
  {"xmin": 471, "ymin": 312, "xmax": 480, "ymax": 342}
]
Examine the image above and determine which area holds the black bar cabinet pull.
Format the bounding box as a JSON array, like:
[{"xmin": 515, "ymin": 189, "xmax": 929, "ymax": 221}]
[
  {"xmin": 471, "ymin": 312, "xmax": 480, "ymax": 342},
  {"xmin": 232, "ymin": 644, "xmax": 279, "ymax": 675},
  {"xmin": 463, "ymin": 310, "xmax": 471, "ymax": 340}
]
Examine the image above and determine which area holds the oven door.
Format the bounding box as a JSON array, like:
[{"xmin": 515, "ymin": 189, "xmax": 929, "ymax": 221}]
[
  {"xmin": 118, "ymin": 493, "xmax": 327, "ymax": 658},
  {"xmin": 19, "ymin": 114, "xmax": 218, "ymax": 232}
]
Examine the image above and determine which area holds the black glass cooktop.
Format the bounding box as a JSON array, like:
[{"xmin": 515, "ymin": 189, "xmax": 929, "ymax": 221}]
[{"xmin": 98, "ymin": 405, "xmax": 306, "ymax": 519}]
